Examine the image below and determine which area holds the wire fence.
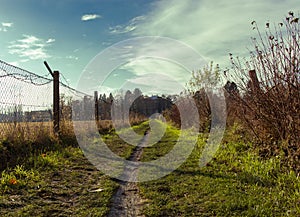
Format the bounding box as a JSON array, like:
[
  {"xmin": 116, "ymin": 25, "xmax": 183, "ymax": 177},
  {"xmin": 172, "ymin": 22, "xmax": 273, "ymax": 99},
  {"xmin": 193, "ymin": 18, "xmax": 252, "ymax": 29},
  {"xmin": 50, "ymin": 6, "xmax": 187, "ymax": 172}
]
[{"xmin": 0, "ymin": 59, "xmax": 91, "ymax": 138}]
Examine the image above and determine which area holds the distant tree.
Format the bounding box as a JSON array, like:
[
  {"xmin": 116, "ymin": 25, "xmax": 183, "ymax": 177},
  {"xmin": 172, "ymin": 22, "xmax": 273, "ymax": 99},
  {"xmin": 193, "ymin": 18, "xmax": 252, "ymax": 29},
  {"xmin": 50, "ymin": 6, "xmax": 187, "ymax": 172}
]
[
  {"xmin": 133, "ymin": 88, "xmax": 142, "ymax": 98},
  {"xmin": 187, "ymin": 62, "xmax": 223, "ymax": 132},
  {"xmin": 188, "ymin": 61, "xmax": 221, "ymax": 92}
]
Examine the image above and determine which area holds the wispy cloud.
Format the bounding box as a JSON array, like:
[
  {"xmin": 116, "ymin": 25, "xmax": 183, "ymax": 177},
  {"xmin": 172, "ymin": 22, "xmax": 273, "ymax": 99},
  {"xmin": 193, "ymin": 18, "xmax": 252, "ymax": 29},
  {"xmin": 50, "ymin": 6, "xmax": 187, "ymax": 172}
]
[
  {"xmin": 8, "ymin": 35, "xmax": 55, "ymax": 60},
  {"xmin": 103, "ymin": 0, "xmax": 300, "ymax": 95},
  {"xmin": 132, "ymin": 0, "xmax": 300, "ymax": 69},
  {"xmin": 81, "ymin": 14, "xmax": 101, "ymax": 21},
  {"xmin": 0, "ymin": 22, "xmax": 13, "ymax": 32},
  {"xmin": 79, "ymin": 36, "xmax": 205, "ymax": 95},
  {"xmin": 109, "ymin": 16, "xmax": 146, "ymax": 34}
]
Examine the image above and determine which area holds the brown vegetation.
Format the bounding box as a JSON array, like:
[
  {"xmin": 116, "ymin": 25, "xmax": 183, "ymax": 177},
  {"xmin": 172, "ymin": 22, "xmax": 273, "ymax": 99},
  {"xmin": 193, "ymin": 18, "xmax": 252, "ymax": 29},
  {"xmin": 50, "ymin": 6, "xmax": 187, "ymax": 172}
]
[{"xmin": 225, "ymin": 12, "xmax": 300, "ymax": 172}]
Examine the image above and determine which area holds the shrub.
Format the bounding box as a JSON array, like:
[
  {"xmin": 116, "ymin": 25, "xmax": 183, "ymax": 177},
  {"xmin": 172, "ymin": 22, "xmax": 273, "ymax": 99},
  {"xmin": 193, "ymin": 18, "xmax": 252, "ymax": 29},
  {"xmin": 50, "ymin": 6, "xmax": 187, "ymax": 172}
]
[{"xmin": 227, "ymin": 12, "xmax": 300, "ymax": 172}]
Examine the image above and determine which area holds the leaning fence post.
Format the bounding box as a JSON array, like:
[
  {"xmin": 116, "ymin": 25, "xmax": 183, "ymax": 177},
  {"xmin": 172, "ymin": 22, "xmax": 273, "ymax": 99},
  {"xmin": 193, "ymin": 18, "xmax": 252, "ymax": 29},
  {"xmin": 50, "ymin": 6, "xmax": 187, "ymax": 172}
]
[{"xmin": 44, "ymin": 61, "xmax": 60, "ymax": 135}]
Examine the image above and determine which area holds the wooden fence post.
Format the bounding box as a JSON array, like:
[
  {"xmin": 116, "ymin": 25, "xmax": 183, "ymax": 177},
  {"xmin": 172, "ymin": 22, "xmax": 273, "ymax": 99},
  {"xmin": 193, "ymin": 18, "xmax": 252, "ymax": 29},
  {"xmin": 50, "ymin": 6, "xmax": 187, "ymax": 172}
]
[
  {"xmin": 94, "ymin": 91, "xmax": 99, "ymax": 129},
  {"xmin": 44, "ymin": 61, "xmax": 60, "ymax": 135},
  {"xmin": 53, "ymin": 71, "xmax": 60, "ymax": 134},
  {"xmin": 249, "ymin": 70, "xmax": 260, "ymax": 92}
]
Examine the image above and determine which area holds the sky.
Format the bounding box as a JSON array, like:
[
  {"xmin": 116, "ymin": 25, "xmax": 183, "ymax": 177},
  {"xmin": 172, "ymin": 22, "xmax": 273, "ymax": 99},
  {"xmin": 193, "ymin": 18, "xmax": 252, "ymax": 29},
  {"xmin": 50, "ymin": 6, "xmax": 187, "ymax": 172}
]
[{"xmin": 0, "ymin": 0, "xmax": 299, "ymax": 95}]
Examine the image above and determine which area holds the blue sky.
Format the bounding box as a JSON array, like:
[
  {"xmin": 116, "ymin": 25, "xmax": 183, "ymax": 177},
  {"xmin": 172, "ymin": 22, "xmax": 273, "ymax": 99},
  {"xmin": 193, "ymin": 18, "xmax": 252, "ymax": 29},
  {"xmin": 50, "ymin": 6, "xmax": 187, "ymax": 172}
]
[{"xmin": 0, "ymin": 0, "xmax": 299, "ymax": 95}]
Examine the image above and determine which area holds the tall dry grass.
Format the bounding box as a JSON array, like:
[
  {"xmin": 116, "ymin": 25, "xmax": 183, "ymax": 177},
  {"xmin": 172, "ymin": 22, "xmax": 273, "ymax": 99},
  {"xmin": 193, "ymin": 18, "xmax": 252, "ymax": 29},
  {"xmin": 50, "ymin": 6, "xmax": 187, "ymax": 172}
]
[
  {"xmin": 0, "ymin": 122, "xmax": 57, "ymax": 170},
  {"xmin": 0, "ymin": 112, "xmax": 147, "ymax": 171}
]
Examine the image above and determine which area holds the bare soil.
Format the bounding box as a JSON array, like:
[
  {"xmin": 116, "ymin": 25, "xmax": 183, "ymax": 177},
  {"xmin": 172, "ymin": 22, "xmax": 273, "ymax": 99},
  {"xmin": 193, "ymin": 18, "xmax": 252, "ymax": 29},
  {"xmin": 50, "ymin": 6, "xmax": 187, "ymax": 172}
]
[{"xmin": 107, "ymin": 133, "xmax": 149, "ymax": 217}]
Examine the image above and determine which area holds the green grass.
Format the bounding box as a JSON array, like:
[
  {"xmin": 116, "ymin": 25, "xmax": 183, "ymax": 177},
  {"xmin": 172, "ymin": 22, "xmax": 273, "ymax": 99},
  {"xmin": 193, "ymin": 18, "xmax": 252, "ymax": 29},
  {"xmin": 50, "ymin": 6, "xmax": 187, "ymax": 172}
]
[
  {"xmin": 1, "ymin": 121, "xmax": 299, "ymax": 216},
  {"xmin": 141, "ymin": 123, "xmax": 179, "ymax": 162},
  {"xmin": 0, "ymin": 125, "xmax": 143, "ymax": 216},
  {"xmin": 0, "ymin": 145, "xmax": 119, "ymax": 216},
  {"xmin": 138, "ymin": 123, "xmax": 300, "ymax": 217}
]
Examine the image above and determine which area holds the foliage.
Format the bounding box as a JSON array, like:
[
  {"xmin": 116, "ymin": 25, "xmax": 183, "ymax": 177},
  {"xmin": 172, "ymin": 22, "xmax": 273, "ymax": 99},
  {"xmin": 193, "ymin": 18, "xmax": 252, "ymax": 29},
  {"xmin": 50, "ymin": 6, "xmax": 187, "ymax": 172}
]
[
  {"xmin": 164, "ymin": 62, "xmax": 223, "ymax": 131},
  {"xmin": 188, "ymin": 61, "xmax": 222, "ymax": 92}
]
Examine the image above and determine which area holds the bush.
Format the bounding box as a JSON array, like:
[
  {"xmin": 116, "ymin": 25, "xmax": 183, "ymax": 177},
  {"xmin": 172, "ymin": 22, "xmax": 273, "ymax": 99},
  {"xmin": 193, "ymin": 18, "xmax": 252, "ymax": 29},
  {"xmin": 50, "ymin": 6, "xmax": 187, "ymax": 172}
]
[{"xmin": 227, "ymin": 12, "xmax": 300, "ymax": 172}]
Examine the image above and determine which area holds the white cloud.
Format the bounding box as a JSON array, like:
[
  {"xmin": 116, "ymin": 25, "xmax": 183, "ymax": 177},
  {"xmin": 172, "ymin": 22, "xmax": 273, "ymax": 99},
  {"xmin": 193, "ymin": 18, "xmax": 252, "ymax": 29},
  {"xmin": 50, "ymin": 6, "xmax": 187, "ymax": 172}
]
[
  {"xmin": 102, "ymin": 41, "xmax": 112, "ymax": 46},
  {"xmin": 118, "ymin": 56, "xmax": 194, "ymax": 95},
  {"xmin": 120, "ymin": 57, "xmax": 191, "ymax": 85},
  {"xmin": 81, "ymin": 14, "xmax": 101, "ymax": 21},
  {"xmin": 109, "ymin": 16, "xmax": 146, "ymax": 34},
  {"xmin": 66, "ymin": 55, "xmax": 79, "ymax": 60},
  {"xmin": 20, "ymin": 59, "xmax": 29, "ymax": 63},
  {"xmin": 46, "ymin": 38, "xmax": 55, "ymax": 43},
  {"xmin": 97, "ymin": 86, "xmax": 115, "ymax": 95},
  {"xmin": 2, "ymin": 22, "xmax": 13, "ymax": 27},
  {"xmin": 6, "ymin": 59, "xmax": 29, "ymax": 68},
  {"xmin": 80, "ymin": 36, "xmax": 206, "ymax": 95},
  {"xmin": 0, "ymin": 22, "xmax": 13, "ymax": 32},
  {"xmin": 18, "ymin": 35, "xmax": 40, "ymax": 44},
  {"xmin": 8, "ymin": 35, "xmax": 55, "ymax": 60}
]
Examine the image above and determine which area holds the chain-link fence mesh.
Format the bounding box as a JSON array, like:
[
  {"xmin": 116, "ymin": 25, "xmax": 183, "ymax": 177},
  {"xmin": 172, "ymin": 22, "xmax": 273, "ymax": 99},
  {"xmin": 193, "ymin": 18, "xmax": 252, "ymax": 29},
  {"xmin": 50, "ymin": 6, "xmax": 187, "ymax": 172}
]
[{"xmin": 0, "ymin": 60, "xmax": 90, "ymax": 139}]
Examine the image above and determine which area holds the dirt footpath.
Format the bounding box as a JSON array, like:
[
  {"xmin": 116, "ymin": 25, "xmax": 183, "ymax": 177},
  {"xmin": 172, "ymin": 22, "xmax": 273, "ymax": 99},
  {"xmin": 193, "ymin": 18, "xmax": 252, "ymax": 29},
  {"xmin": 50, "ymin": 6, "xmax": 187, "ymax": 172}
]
[{"xmin": 108, "ymin": 132, "xmax": 149, "ymax": 217}]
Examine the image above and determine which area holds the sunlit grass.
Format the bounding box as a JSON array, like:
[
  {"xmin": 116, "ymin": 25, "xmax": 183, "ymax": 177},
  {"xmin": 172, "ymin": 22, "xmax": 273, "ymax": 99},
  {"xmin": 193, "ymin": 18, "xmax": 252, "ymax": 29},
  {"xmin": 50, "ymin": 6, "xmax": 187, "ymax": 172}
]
[
  {"xmin": 138, "ymin": 123, "xmax": 300, "ymax": 216},
  {"xmin": 1, "ymin": 119, "xmax": 299, "ymax": 216},
  {"xmin": 0, "ymin": 119, "xmax": 126, "ymax": 216},
  {"xmin": 0, "ymin": 144, "xmax": 119, "ymax": 216}
]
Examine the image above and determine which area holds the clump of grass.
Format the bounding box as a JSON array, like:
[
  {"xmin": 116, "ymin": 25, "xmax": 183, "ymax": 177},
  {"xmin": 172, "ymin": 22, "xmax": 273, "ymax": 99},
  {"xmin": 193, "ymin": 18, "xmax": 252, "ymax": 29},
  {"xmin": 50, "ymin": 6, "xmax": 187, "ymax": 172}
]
[
  {"xmin": 0, "ymin": 165, "xmax": 40, "ymax": 194},
  {"xmin": 0, "ymin": 122, "xmax": 54, "ymax": 142},
  {"xmin": 27, "ymin": 149, "xmax": 71, "ymax": 171}
]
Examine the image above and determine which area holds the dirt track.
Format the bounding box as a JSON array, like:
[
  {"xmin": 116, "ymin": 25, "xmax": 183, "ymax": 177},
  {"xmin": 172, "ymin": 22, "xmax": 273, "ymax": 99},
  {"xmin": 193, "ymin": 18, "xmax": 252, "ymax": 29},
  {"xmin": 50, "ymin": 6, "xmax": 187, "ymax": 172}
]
[{"xmin": 107, "ymin": 133, "xmax": 149, "ymax": 217}]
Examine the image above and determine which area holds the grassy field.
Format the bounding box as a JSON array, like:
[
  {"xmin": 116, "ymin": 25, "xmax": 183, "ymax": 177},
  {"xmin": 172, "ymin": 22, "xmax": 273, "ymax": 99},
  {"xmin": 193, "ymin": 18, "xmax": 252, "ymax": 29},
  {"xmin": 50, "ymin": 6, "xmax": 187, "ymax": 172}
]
[
  {"xmin": 0, "ymin": 120, "xmax": 299, "ymax": 216},
  {"xmin": 138, "ymin": 122, "xmax": 300, "ymax": 217},
  {"xmin": 0, "ymin": 146, "xmax": 117, "ymax": 216},
  {"xmin": 0, "ymin": 123, "xmax": 134, "ymax": 216}
]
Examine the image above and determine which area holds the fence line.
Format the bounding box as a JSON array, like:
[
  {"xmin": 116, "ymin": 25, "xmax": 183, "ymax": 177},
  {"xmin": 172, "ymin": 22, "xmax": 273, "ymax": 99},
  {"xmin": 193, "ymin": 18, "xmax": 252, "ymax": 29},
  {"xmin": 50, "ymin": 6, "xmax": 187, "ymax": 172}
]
[
  {"xmin": 0, "ymin": 59, "xmax": 91, "ymax": 136},
  {"xmin": 0, "ymin": 59, "xmax": 52, "ymax": 85}
]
